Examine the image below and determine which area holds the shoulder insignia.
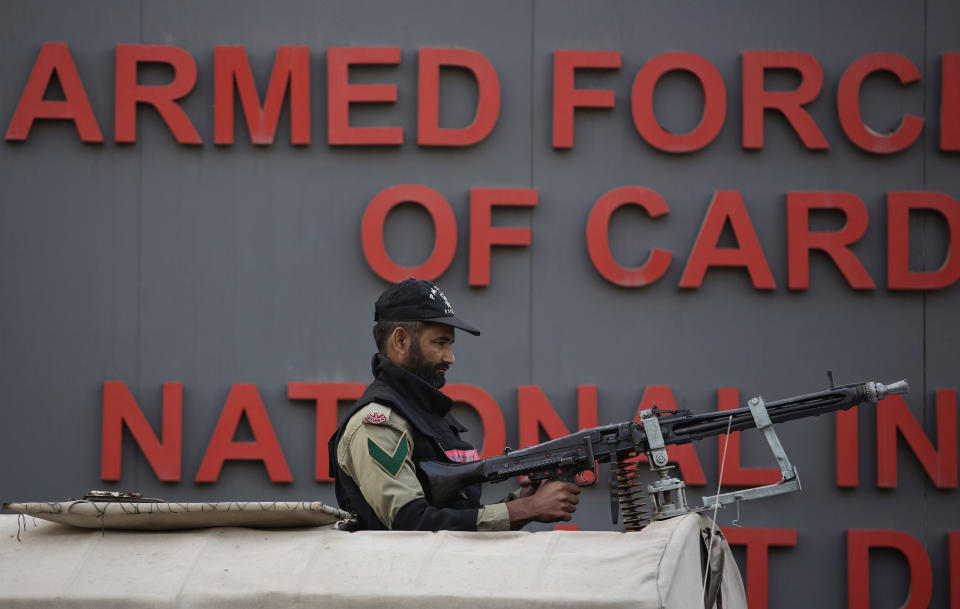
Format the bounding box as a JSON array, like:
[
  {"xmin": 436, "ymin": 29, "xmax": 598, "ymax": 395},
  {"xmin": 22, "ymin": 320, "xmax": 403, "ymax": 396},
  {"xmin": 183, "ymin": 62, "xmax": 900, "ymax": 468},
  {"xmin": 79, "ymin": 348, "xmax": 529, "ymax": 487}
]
[
  {"xmin": 367, "ymin": 432, "xmax": 409, "ymax": 478},
  {"xmin": 364, "ymin": 412, "xmax": 387, "ymax": 425}
]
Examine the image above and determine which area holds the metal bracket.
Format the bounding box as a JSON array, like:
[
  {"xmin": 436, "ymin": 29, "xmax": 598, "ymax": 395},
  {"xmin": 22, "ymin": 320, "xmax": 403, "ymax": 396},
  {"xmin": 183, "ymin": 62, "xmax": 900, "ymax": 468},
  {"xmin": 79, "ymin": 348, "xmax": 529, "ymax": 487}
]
[
  {"xmin": 639, "ymin": 408, "xmax": 669, "ymax": 468},
  {"xmin": 639, "ymin": 408, "xmax": 695, "ymax": 521},
  {"xmin": 702, "ymin": 395, "xmax": 802, "ymax": 509}
]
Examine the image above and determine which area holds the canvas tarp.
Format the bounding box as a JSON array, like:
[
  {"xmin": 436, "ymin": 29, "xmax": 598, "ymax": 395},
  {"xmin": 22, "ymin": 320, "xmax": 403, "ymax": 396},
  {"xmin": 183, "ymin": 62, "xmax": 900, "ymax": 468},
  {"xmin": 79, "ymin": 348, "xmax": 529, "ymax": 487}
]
[
  {"xmin": 0, "ymin": 513, "xmax": 745, "ymax": 609},
  {"xmin": 1, "ymin": 500, "xmax": 351, "ymax": 530}
]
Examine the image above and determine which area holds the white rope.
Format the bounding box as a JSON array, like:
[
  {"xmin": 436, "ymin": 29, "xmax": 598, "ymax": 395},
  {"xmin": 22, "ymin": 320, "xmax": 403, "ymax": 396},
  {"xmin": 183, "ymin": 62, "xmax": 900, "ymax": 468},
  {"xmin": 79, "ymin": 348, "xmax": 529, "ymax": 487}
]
[{"xmin": 702, "ymin": 414, "xmax": 734, "ymax": 599}]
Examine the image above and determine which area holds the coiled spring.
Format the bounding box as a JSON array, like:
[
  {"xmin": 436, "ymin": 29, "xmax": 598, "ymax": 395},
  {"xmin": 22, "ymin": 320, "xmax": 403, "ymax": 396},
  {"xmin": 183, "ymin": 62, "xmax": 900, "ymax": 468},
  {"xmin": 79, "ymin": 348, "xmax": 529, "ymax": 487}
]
[{"xmin": 616, "ymin": 460, "xmax": 650, "ymax": 531}]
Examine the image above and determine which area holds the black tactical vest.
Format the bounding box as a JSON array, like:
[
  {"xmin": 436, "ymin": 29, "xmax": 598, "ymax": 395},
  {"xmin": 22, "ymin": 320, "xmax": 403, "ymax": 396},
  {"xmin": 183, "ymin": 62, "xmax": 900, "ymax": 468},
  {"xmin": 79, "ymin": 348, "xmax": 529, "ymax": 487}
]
[{"xmin": 328, "ymin": 354, "xmax": 482, "ymax": 530}]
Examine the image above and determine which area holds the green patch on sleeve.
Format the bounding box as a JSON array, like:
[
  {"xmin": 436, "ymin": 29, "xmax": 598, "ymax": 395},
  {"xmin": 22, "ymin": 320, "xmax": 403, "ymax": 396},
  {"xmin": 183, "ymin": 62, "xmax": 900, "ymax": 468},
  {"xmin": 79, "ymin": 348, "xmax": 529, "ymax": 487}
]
[{"xmin": 367, "ymin": 432, "xmax": 409, "ymax": 478}]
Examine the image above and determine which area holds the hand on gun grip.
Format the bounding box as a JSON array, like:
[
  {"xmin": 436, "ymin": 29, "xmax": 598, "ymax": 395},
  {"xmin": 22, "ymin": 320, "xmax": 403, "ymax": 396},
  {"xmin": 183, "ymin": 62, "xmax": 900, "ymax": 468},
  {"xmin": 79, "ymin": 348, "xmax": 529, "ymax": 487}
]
[{"xmin": 529, "ymin": 481, "xmax": 581, "ymax": 522}]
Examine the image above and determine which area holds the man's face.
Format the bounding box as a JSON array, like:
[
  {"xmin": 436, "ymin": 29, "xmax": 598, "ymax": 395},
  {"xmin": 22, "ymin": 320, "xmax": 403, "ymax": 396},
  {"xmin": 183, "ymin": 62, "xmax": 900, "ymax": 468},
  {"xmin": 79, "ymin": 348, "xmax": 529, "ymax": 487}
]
[{"xmin": 404, "ymin": 323, "xmax": 455, "ymax": 388}]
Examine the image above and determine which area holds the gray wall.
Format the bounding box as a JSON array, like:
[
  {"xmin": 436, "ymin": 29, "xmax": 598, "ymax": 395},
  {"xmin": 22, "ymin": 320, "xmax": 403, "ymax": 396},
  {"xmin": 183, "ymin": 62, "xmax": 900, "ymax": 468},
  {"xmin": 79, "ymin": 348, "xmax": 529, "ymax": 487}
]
[{"xmin": 2, "ymin": 2, "xmax": 957, "ymax": 608}]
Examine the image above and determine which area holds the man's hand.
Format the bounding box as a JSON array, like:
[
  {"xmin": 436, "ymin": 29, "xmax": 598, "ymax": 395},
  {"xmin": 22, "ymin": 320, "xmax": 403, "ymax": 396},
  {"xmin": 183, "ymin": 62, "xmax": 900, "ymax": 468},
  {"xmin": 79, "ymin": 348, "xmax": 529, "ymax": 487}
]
[{"xmin": 506, "ymin": 480, "xmax": 581, "ymax": 530}]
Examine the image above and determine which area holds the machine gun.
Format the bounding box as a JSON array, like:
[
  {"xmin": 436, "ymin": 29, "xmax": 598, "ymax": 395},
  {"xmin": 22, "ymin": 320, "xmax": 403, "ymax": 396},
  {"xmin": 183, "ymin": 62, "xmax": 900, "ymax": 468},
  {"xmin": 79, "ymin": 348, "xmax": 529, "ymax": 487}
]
[{"xmin": 421, "ymin": 377, "xmax": 909, "ymax": 530}]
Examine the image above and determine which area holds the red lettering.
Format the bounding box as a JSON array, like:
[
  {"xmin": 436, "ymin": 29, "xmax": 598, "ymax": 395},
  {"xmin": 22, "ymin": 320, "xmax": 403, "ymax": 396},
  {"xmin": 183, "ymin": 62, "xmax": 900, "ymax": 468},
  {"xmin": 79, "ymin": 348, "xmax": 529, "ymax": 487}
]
[
  {"xmin": 443, "ymin": 384, "xmax": 506, "ymax": 458},
  {"xmin": 5, "ymin": 42, "xmax": 103, "ymax": 142},
  {"xmin": 418, "ymin": 49, "xmax": 500, "ymax": 146},
  {"xmin": 631, "ymin": 386, "xmax": 706, "ymax": 485},
  {"xmin": 877, "ymin": 392, "xmax": 958, "ymax": 488},
  {"xmin": 101, "ymin": 381, "xmax": 182, "ymax": 482},
  {"xmin": 468, "ymin": 188, "xmax": 537, "ymax": 286},
  {"xmin": 213, "ymin": 46, "xmax": 310, "ymax": 145},
  {"xmin": 787, "ymin": 191, "xmax": 875, "ymax": 290},
  {"xmin": 517, "ymin": 385, "xmax": 599, "ymax": 449},
  {"xmin": 847, "ymin": 529, "xmax": 933, "ymax": 609},
  {"xmin": 195, "ymin": 384, "xmax": 292, "ymax": 483},
  {"xmin": 716, "ymin": 387, "xmax": 780, "ymax": 487},
  {"xmin": 631, "ymin": 52, "xmax": 726, "ymax": 152},
  {"xmin": 361, "ymin": 184, "xmax": 457, "ymax": 282},
  {"xmin": 287, "ymin": 382, "xmax": 365, "ymax": 482},
  {"xmin": 586, "ymin": 186, "xmax": 672, "ymax": 287},
  {"xmin": 114, "ymin": 44, "xmax": 201, "ymax": 144},
  {"xmin": 837, "ymin": 53, "xmax": 923, "ymax": 154},
  {"xmin": 723, "ymin": 527, "xmax": 797, "ymax": 609},
  {"xmin": 888, "ymin": 191, "xmax": 960, "ymax": 290},
  {"xmin": 836, "ymin": 407, "xmax": 859, "ymax": 487},
  {"xmin": 327, "ymin": 46, "xmax": 402, "ymax": 145},
  {"xmin": 942, "ymin": 53, "xmax": 960, "ymax": 151},
  {"xmin": 742, "ymin": 51, "xmax": 828, "ymax": 149},
  {"xmin": 552, "ymin": 50, "xmax": 621, "ymax": 148},
  {"xmin": 679, "ymin": 190, "xmax": 776, "ymax": 289}
]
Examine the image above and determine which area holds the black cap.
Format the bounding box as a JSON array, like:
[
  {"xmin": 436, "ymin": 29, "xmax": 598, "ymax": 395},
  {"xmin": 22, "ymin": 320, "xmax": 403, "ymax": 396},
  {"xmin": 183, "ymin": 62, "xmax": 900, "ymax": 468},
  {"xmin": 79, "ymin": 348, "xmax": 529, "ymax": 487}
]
[{"xmin": 374, "ymin": 279, "xmax": 481, "ymax": 336}]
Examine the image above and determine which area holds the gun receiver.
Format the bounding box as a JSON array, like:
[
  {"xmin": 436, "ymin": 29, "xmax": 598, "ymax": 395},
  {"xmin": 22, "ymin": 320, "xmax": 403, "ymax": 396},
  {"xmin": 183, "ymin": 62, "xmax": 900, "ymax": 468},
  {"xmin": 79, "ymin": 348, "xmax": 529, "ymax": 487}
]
[{"xmin": 419, "ymin": 378, "xmax": 908, "ymax": 529}]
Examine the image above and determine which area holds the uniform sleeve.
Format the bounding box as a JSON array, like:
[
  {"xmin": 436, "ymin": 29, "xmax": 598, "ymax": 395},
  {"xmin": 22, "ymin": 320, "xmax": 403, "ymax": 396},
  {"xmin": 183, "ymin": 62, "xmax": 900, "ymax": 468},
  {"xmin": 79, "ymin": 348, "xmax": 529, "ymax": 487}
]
[
  {"xmin": 476, "ymin": 502, "xmax": 510, "ymax": 531},
  {"xmin": 337, "ymin": 403, "xmax": 423, "ymax": 528},
  {"xmin": 337, "ymin": 403, "xmax": 480, "ymax": 531}
]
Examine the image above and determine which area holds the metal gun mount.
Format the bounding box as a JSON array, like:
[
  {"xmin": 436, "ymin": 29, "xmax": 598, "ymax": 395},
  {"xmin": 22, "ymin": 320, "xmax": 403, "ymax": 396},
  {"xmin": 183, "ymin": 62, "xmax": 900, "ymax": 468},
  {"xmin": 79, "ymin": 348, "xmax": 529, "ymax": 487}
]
[{"xmin": 638, "ymin": 379, "xmax": 910, "ymax": 523}]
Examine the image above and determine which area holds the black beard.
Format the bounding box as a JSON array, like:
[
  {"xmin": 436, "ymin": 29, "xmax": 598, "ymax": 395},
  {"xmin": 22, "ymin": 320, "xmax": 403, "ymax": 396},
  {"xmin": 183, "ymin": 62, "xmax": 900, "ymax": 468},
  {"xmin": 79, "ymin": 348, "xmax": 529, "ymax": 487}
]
[{"xmin": 406, "ymin": 340, "xmax": 447, "ymax": 389}]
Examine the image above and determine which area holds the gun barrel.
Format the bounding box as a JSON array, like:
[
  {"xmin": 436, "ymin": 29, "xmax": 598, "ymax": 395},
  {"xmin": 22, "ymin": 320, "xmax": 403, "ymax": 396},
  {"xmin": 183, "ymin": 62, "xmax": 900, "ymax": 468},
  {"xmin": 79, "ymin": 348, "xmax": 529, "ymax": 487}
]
[
  {"xmin": 868, "ymin": 379, "xmax": 908, "ymax": 401},
  {"xmin": 664, "ymin": 379, "xmax": 908, "ymax": 442}
]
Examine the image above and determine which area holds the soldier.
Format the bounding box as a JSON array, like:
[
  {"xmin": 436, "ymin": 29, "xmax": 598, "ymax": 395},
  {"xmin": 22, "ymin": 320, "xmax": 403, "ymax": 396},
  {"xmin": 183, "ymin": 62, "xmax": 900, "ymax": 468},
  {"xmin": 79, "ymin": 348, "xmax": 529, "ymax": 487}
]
[{"xmin": 329, "ymin": 278, "xmax": 581, "ymax": 530}]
